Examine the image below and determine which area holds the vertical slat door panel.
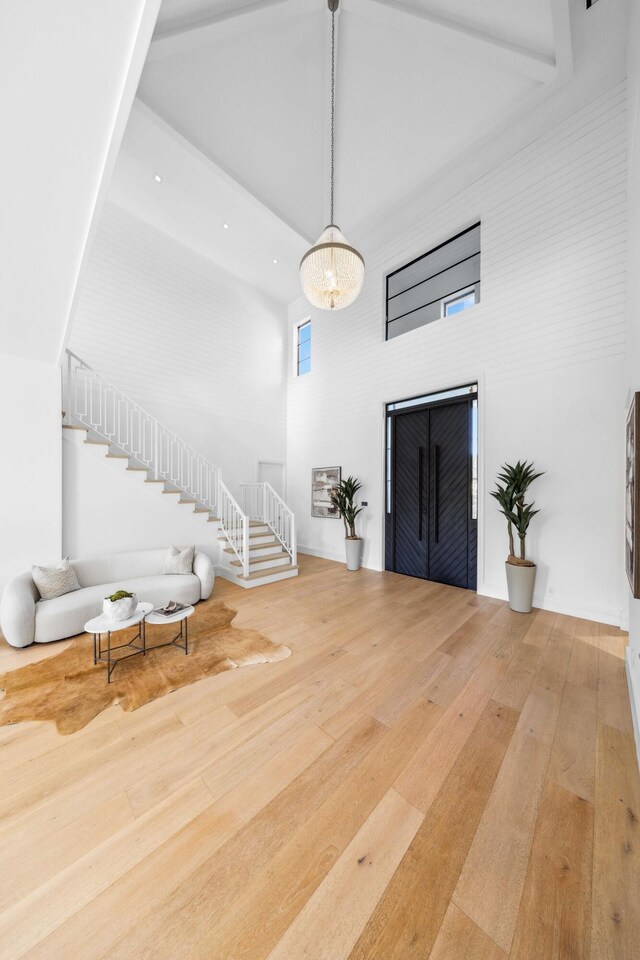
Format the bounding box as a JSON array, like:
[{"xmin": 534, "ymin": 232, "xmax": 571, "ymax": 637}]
[
  {"xmin": 392, "ymin": 410, "xmax": 429, "ymax": 578},
  {"xmin": 428, "ymin": 401, "xmax": 472, "ymax": 589}
]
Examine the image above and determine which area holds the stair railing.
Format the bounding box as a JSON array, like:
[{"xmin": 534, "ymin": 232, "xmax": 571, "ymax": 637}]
[
  {"xmin": 239, "ymin": 482, "xmax": 296, "ymax": 567},
  {"xmin": 63, "ymin": 349, "xmax": 222, "ymax": 515},
  {"xmin": 218, "ymin": 482, "xmax": 250, "ymax": 576}
]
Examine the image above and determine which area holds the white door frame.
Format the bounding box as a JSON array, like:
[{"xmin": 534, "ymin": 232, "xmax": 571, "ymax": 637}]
[
  {"xmin": 380, "ymin": 373, "xmax": 484, "ymax": 590},
  {"xmin": 255, "ymin": 459, "xmax": 287, "ymax": 499}
]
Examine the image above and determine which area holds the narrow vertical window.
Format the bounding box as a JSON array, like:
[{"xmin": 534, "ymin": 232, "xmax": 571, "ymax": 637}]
[
  {"xmin": 297, "ymin": 320, "xmax": 311, "ymax": 376},
  {"xmin": 386, "ymin": 416, "xmax": 392, "ymax": 513},
  {"xmin": 471, "ymin": 398, "xmax": 478, "ymax": 520}
]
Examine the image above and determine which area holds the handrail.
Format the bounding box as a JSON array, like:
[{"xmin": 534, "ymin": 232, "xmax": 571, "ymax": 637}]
[
  {"xmin": 218, "ymin": 481, "xmax": 250, "ymax": 576},
  {"xmin": 239, "ymin": 482, "xmax": 296, "ymax": 567}
]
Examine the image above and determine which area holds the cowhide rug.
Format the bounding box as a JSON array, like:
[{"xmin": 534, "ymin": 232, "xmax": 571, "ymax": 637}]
[{"xmin": 0, "ymin": 600, "xmax": 290, "ymax": 735}]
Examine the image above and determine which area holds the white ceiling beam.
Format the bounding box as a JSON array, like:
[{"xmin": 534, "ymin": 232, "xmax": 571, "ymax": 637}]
[
  {"xmin": 355, "ymin": 0, "xmax": 557, "ymax": 84},
  {"xmin": 550, "ymin": 0, "xmax": 573, "ymax": 81},
  {"xmin": 149, "ymin": 0, "xmax": 317, "ymax": 61}
]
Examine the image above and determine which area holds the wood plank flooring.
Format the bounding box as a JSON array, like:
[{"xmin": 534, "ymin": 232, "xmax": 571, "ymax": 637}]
[{"xmin": 0, "ymin": 553, "xmax": 638, "ymax": 959}]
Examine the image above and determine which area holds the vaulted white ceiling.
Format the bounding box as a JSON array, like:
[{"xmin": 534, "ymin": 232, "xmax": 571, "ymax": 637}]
[{"xmin": 109, "ymin": 0, "xmax": 571, "ymax": 304}]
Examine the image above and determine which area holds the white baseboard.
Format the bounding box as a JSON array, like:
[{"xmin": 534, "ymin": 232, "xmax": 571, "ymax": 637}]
[
  {"xmin": 626, "ymin": 646, "xmax": 640, "ymax": 773},
  {"xmin": 297, "ymin": 545, "xmax": 382, "ymax": 571},
  {"xmin": 296, "ymin": 553, "xmax": 623, "ymax": 623},
  {"xmin": 479, "ymin": 581, "xmax": 624, "ymax": 628}
]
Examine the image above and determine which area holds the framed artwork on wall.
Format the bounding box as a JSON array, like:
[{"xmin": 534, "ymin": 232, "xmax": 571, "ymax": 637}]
[
  {"xmin": 312, "ymin": 466, "xmax": 341, "ymax": 518},
  {"xmin": 626, "ymin": 393, "xmax": 640, "ymax": 598}
]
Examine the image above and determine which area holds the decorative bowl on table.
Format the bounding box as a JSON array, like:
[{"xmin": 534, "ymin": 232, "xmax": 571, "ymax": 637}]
[{"xmin": 103, "ymin": 590, "xmax": 138, "ymax": 622}]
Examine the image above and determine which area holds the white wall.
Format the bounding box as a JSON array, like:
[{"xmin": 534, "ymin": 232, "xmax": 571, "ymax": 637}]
[
  {"xmin": 62, "ymin": 430, "xmax": 219, "ymax": 566},
  {"xmin": 625, "ymin": 0, "xmax": 640, "ymax": 762},
  {"xmin": 0, "ymin": 357, "xmax": 62, "ymax": 590},
  {"xmin": 287, "ymin": 81, "xmax": 627, "ymax": 626},
  {"xmin": 0, "ymin": 1, "xmax": 160, "ymax": 603},
  {"xmin": 0, "ymin": 0, "xmax": 161, "ymax": 364},
  {"xmin": 68, "ymin": 203, "xmax": 288, "ymax": 494}
]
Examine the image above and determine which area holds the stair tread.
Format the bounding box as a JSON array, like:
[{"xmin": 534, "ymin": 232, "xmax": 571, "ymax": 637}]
[
  {"xmin": 84, "ymin": 439, "xmax": 110, "ymax": 446},
  {"xmin": 238, "ymin": 564, "xmax": 298, "ymax": 581},
  {"xmin": 229, "ymin": 552, "xmax": 289, "ymax": 567},
  {"xmin": 162, "ymin": 490, "xmax": 181, "ymax": 494},
  {"xmin": 223, "ymin": 540, "xmax": 281, "ymax": 554},
  {"xmin": 178, "ymin": 499, "xmax": 196, "ymax": 504},
  {"xmin": 62, "ymin": 424, "xmax": 87, "ymax": 431},
  {"xmin": 127, "ymin": 466, "xmax": 148, "ymax": 472},
  {"xmin": 145, "ymin": 479, "xmax": 165, "ymax": 483},
  {"xmin": 106, "ymin": 453, "xmax": 129, "ymax": 459}
]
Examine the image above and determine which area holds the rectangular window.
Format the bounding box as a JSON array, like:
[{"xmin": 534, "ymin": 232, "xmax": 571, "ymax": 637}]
[
  {"xmin": 443, "ymin": 287, "xmax": 476, "ymax": 317},
  {"xmin": 297, "ymin": 320, "xmax": 311, "ymax": 376},
  {"xmin": 385, "ymin": 223, "xmax": 480, "ymax": 340}
]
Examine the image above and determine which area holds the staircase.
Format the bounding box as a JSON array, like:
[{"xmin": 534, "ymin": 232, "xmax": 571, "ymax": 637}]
[{"xmin": 62, "ymin": 351, "xmax": 298, "ymax": 589}]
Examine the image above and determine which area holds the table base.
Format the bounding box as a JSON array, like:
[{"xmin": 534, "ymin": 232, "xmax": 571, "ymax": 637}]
[{"xmin": 93, "ymin": 616, "xmax": 189, "ymax": 683}]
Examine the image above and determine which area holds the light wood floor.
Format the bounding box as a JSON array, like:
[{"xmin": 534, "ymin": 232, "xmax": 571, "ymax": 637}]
[{"xmin": 0, "ymin": 554, "xmax": 639, "ymax": 959}]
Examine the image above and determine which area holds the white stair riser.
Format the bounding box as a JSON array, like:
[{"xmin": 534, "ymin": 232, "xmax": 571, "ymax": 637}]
[
  {"xmin": 222, "ymin": 534, "xmax": 275, "ymax": 547},
  {"xmin": 215, "ymin": 565, "xmax": 298, "ymax": 589},
  {"xmin": 248, "ymin": 543, "xmax": 288, "ymax": 557},
  {"xmin": 231, "ymin": 556, "xmax": 290, "ymax": 572}
]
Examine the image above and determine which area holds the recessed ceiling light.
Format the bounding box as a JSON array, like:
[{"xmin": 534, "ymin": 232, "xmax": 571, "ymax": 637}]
[
  {"xmin": 272, "ymin": 259, "xmax": 279, "ymax": 264},
  {"xmin": 153, "ymin": 173, "xmax": 163, "ymax": 183},
  {"xmin": 223, "ymin": 223, "xmax": 230, "ymax": 230}
]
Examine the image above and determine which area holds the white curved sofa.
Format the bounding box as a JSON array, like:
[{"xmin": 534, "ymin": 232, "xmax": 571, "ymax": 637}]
[{"xmin": 0, "ymin": 548, "xmax": 215, "ymax": 649}]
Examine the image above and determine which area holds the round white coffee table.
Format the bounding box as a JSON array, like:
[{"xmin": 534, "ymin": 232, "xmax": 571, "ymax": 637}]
[
  {"xmin": 85, "ymin": 602, "xmax": 153, "ymax": 683},
  {"xmin": 145, "ymin": 605, "xmax": 194, "ymax": 656}
]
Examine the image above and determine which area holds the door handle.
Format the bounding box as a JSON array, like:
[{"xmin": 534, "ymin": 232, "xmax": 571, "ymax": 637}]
[
  {"xmin": 434, "ymin": 444, "xmax": 440, "ymax": 543},
  {"xmin": 418, "ymin": 446, "xmax": 424, "ymax": 541}
]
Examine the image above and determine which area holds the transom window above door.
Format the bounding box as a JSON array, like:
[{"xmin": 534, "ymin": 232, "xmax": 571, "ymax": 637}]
[{"xmin": 386, "ymin": 223, "xmax": 481, "ymax": 340}]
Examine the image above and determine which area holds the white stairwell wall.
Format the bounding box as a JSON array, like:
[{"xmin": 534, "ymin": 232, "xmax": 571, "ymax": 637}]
[
  {"xmin": 0, "ymin": 357, "xmax": 62, "ymax": 592},
  {"xmin": 68, "ymin": 202, "xmax": 288, "ymax": 494},
  {"xmin": 63, "ymin": 428, "xmax": 219, "ymax": 565}
]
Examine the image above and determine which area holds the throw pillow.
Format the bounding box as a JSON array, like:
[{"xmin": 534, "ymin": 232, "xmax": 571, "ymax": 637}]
[
  {"xmin": 32, "ymin": 557, "xmax": 81, "ymax": 601},
  {"xmin": 164, "ymin": 545, "xmax": 195, "ymax": 575}
]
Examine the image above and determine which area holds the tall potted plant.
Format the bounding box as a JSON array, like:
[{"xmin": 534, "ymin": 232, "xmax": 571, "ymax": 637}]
[
  {"xmin": 331, "ymin": 475, "xmax": 364, "ymax": 571},
  {"xmin": 491, "ymin": 460, "xmax": 544, "ymax": 613}
]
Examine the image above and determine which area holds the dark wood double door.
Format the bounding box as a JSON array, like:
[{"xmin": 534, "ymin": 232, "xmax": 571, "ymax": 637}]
[{"xmin": 386, "ymin": 396, "xmax": 476, "ymax": 589}]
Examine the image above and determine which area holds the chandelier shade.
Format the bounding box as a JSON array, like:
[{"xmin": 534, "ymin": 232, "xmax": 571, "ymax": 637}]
[
  {"xmin": 300, "ymin": 224, "xmax": 365, "ymax": 310},
  {"xmin": 300, "ymin": 0, "xmax": 365, "ymax": 310}
]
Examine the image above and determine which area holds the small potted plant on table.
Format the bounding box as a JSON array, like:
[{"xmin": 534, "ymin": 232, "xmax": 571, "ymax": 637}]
[
  {"xmin": 331, "ymin": 475, "xmax": 364, "ymax": 571},
  {"xmin": 491, "ymin": 460, "xmax": 544, "ymax": 613},
  {"xmin": 103, "ymin": 589, "xmax": 138, "ymax": 622}
]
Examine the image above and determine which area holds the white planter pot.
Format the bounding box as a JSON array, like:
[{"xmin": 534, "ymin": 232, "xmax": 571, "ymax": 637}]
[
  {"xmin": 103, "ymin": 593, "xmax": 138, "ymax": 622},
  {"xmin": 505, "ymin": 562, "xmax": 536, "ymax": 614},
  {"xmin": 345, "ymin": 538, "xmax": 363, "ymax": 571}
]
